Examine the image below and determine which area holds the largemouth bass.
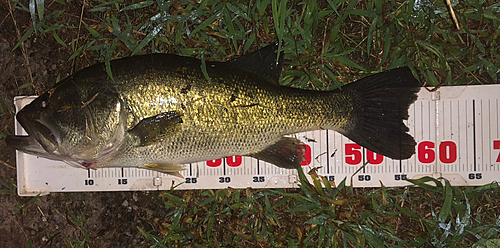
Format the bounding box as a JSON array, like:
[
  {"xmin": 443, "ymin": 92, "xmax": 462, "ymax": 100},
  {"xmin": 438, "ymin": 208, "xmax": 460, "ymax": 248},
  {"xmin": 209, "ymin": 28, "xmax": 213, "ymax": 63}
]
[{"xmin": 6, "ymin": 43, "xmax": 421, "ymax": 175}]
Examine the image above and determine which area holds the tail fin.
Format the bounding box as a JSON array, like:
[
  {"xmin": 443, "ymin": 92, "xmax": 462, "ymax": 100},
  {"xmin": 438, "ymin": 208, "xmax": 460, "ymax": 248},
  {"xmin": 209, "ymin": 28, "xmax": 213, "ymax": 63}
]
[{"xmin": 340, "ymin": 67, "xmax": 421, "ymax": 160}]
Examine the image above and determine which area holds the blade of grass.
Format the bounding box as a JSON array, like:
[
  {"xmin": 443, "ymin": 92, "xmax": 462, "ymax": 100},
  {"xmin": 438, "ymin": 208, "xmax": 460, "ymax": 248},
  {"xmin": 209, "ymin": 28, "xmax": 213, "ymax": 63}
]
[
  {"xmin": 52, "ymin": 31, "xmax": 66, "ymax": 46},
  {"xmin": 119, "ymin": 1, "xmax": 155, "ymax": 12},
  {"xmin": 35, "ymin": 0, "xmax": 44, "ymax": 21},
  {"xmin": 131, "ymin": 25, "xmax": 162, "ymax": 55},
  {"xmin": 29, "ymin": 0, "xmax": 37, "ymax": 34},
  {"xmin": 12, "ymin": 27, "xmax": 34, "ymax": 51},
  {"xmin": 438, "ymin": 179, "xmax": 453, "ymax": 223}
]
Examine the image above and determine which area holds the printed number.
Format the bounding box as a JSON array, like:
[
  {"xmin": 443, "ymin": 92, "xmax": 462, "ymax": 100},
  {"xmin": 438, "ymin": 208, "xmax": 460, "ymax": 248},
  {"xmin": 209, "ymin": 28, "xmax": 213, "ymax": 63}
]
[
  {"xmin": 358, "ymin": 175, "xmax": 371, "ymax": 181},
  {"xmin": 327, "ymin": 176, "xmax": 335, "ymax": 182},
  {"xmin": 494, "ymin": 140, "xmax": 500, "ymax": 162},
  {"xmin": 206, "ymin": 145, "xmax": 313, "ymax": 167},
  {"xmin": 118, "ymin": 179, "xmax": 128, "ymax": 185},
  {"xmin": 468, "ymin": 173, "xmax": 483, "ymax": 180},
  {"xmin": 84, "ymin": 179, "xmax": 94, "ymax": 185},
  {"xmin": 253, "ymin": 176, "xmax": 265, "ymax": 182},
  {"xmin": 219, "ymin": 177, "xmax": 231, "ymax": 183},
  {"xmin": 366, "ymin": 150, "xmax": 383, "ymax": 165},
  {"xmin": 300, "ymin": 144, "xmax": 312, "ymax": 166},
  {"xmin": 418, "ymin": 141, "xmax": 435, "ymax": 163},
  {"xmin": 439, "ymin": 141, "xmax": 457, "ymax": 163},
  {"xmin": 417, "ymin": 141, "xmax": 458, "ymax": 164},
  {"xmin": 207, "ymin": 159, "xmax": 222, "ymax": 167},
  {"xmin": 207, "ymin": 156, "xmax": 242, "ymax": 167},
  {"xmin": 345, "ymin": 144, "xmax": 383, "ymax": 165},
  {"xmin": 227, "ymin": 156, "xmax": 242, "ymax": 167},
  {"xmin": 186, "ymin": 178, "xmax": 197, "ymax": 184},
  {"xmin": 394, "ymin": 174, "xmax": 408, "ymax": 181},
  {"xmin": 346, "ymin": 144, "xmax": 362, "ymax": 165}
]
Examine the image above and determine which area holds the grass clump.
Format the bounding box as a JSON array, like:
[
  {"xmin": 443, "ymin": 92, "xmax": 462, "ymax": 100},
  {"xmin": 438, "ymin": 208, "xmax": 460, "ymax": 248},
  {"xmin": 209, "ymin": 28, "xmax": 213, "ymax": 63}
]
[
  {"xmin": 2, "ymin": 0, "xmax": 500, "ymax": 247},
  {"xmin": 12, "ymin": 0, "xmax": 499, "ymax": 90},
  {"xmin": 140, "ymin": 171, "xmax": 500, "ymax": 247}
]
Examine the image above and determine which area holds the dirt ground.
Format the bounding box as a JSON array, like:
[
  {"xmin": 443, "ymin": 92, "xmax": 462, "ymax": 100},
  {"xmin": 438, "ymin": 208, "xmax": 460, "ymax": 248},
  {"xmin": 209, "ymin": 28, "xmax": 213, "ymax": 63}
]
[
  {"xmin": 0, "ymin": 1, "xmax": 170, "ymax": 247},
  {"xmin": 3, "ymin": 1, "xmax": 498, "ymax": 247}
]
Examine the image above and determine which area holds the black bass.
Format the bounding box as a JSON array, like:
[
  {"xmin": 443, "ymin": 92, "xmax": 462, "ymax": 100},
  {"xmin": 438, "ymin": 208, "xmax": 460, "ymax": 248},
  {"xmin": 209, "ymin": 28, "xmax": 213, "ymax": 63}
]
[{"xmin": 6, "ymin": 43, "xmax": 421, "ymax": 175}]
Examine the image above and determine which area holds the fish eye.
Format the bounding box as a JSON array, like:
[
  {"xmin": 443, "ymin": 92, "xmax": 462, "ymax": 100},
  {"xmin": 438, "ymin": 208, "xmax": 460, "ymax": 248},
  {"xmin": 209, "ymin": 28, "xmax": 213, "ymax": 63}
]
[{"xmin": 41, "ymin": 100, "xmax": 48, "ymax": 108}]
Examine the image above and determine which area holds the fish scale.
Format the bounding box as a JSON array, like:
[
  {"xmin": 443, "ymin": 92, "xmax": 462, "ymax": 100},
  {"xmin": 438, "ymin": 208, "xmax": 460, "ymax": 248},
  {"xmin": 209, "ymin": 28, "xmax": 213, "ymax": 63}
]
[
  {"xmin": 103, "ymin": 56, "xmax": 349, "ymax": 166},
  {"xmin": 7, "ymin": 43, "xmax": 421, "ymax": 174}
]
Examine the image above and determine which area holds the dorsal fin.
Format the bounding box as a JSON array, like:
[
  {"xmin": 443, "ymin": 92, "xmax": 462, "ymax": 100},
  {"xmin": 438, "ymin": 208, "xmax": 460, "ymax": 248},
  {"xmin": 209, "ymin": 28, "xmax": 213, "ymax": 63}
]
[{"xmin": 228, "ymin": 42, "xmax": 284, "ymax": 83}]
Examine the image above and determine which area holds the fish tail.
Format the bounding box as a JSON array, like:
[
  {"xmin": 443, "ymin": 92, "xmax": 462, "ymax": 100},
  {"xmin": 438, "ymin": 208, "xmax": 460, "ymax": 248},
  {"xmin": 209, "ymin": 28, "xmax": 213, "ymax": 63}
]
[{"xmin": 337, "ymin": 67, "xmax": 422, "ymax": 160}]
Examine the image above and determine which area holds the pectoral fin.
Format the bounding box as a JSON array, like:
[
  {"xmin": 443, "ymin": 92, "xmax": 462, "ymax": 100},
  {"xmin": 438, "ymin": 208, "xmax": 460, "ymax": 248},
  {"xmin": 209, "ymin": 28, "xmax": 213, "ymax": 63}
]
[
  {"xmin": 129, "ymin": 111, "xmax": 183, "ymax": 147},
  {"xmin": 139, "ymin": 163, "xmax": 186, "ymax": 178},
  {"xmin": 250, "ymin": 137, "xmax": 305, "ymax": 169}
]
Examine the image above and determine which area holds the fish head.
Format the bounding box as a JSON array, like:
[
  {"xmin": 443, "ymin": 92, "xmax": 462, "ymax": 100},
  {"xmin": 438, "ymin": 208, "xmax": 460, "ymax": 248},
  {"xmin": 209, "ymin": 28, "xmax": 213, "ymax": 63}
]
[{"xmin": 6, "ymin": 81, "xmax": 128, "ymax": 168}]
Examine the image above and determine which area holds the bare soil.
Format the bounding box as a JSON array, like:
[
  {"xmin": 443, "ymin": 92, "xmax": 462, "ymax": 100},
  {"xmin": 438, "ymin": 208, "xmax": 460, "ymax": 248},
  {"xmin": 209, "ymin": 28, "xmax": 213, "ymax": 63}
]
[{"xmin": 0, "ymin": 1, "xmax": 165, "ymax": 247}]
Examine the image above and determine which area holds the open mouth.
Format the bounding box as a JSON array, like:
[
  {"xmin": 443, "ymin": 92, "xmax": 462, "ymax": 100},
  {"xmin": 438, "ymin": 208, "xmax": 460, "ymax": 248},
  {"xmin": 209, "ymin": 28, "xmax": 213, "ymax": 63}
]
[
  {"xmin": 6, "ymin": 124, "xmax": 98, "ymax": 169},
  {"xmin": 30, "ymin": 119, "xmax": 59, "ymax": 150},
  {"xmin": 7, "ymin": 111, "xmax": 60, "ymax": 157},
  {"xmin": 6, "ymin": 133, "xmax": 74, "ymax": 164},
  {"xmin": 5, "ymin": 120, "xmax": 68, "ymax": 163},
  {"xmin": 5, "ymin": 134, "xmax": 46, "ymax": 155}
]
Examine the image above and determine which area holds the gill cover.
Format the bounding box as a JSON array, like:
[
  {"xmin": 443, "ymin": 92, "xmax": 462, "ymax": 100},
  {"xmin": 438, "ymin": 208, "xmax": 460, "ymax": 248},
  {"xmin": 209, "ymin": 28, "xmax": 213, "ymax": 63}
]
[{"xmin": 9, "ymin": 78, "xmax": 128, "ymax": 167}]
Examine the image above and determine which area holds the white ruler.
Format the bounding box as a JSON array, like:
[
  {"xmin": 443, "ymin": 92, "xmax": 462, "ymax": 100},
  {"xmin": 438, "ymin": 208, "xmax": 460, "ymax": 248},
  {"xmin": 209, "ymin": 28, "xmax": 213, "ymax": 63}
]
[{"xmin": 13, "ymin": 85, "xmax": 500, "ymax": 196}]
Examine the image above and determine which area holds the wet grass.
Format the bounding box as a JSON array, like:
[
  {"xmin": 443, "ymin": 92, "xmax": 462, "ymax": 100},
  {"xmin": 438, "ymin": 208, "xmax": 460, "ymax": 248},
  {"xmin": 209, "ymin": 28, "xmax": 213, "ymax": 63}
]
[
  {"xmin": 140, "ymin": 173, "xmax": 500, "ymax": 247},
  {"xmin": 2, "ymin": 0, "xmax": 500, "ymax": 247},
  {"xmin": 9, "ymin": 0, "xmax": 499, "ymax": 90}
]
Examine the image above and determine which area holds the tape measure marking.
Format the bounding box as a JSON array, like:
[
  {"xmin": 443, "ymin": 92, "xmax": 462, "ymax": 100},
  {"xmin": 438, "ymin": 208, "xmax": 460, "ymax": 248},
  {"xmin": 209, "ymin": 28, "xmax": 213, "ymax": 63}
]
[{"xmin": 13, "ymin": 85, "xmax": 500, "ymax": 195}]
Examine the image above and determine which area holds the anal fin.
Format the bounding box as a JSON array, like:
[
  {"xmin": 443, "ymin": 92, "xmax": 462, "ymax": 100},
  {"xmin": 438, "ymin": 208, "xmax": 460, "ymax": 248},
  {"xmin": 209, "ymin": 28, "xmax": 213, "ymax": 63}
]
[
  {"xmin": 250, "ymin": 137, "xmax": 305, "ymax": 169},
  {"xmin": 139, "ymin": 163, "xmax": 186, "ymax": 178}
]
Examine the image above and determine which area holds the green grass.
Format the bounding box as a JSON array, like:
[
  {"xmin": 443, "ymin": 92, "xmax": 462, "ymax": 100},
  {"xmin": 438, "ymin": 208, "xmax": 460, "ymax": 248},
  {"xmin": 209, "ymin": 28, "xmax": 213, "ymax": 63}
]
[
  {"xmin": 3, "ymin": 0, "xmax": 500, "ymax": 247},
  {"xmin": 11, "ymin": 0, "xmax": 499, "ymax": 89},
  {"xmin": 137, "ymin": 172, "xmax": 500, "ymax": 247}
]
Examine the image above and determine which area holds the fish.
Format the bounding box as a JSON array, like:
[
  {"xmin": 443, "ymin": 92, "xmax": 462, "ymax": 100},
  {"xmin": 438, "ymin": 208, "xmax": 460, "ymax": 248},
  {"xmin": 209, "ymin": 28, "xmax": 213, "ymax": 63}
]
[{"xmin": 6, "ymin": 42, "xmax": 422, "ymax": 175}]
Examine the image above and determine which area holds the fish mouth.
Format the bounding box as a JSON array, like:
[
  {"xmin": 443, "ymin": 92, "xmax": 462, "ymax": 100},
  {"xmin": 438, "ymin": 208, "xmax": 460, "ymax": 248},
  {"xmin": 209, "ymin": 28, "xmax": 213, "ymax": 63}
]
[
  {"xmin": 7, "ymin": 120, "xmax": 106, "ymax": 169},
  {"xmin": 6, "ymin": 111, "xmax": 61, "ymax": 159},
  {"xmin": 5, "ymin": 134, "xmax": 71, "ymax": 162},
  {"xmin": 7, "ymin": 134, "xmax": 45, "ymax": 155}
]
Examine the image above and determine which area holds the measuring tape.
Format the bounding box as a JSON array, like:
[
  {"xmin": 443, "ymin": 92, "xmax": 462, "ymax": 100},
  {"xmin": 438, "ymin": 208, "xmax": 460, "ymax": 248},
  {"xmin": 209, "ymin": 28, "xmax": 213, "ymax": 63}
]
[{"xmin": 13, "ymin": 85, "xmax": 500, "ymax": 196}]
